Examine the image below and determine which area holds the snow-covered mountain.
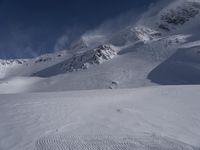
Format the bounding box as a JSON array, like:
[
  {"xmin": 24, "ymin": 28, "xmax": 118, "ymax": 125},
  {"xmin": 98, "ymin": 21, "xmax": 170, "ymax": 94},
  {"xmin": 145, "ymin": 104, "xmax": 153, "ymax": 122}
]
[
  {"xmin": 0, "ymin": 0, "xmax": 200, "ymax": 93},
  {"xmin": 139, "ymin": 0, "xmax": 200, "ymax": 32},
  {"xmin": 34, "ymin": 45, "xmax": 117, "ymax": 77},
  {"xmin": 158, "ymin": 0, "xmax": 200, "ymax": 31},
  {"xmin": 1, "ymin": 1, "xmax": 200, "ymax": 150}
]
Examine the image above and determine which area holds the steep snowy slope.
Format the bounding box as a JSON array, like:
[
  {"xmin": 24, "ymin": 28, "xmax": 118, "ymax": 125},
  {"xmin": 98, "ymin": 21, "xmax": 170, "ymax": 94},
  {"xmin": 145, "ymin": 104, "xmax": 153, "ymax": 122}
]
[
  {"xmin": 0, "ymin": 85, "xmax": 200, "ymax": 150},
  {"xmin": 148, "ymin": 41, "xmax": 200, "ymax": 84}
]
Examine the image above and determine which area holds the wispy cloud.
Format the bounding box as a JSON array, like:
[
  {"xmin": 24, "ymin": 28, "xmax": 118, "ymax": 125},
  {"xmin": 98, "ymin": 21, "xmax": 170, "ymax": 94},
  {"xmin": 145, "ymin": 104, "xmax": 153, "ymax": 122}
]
[
  {"xmin": 54, "ymin": 35, "xmax": 69, "ymax": 52},
  {"xmin": 67, "ymin": 9, "xmax": 145, "ymax": 50},
  {"xmin": 53, "ymin": 25, "xmax": 88, "ymax": 52},
  {"xmin": 0, "ymin": 0, "xmax": 159, "ymax": 58}
]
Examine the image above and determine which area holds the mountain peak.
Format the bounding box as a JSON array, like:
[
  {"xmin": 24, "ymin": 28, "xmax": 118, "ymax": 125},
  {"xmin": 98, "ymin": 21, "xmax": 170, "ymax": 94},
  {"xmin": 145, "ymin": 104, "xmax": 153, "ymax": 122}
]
[{"xmin": 158, "ymin": 0, "xmax": 200, "ymax": 31}]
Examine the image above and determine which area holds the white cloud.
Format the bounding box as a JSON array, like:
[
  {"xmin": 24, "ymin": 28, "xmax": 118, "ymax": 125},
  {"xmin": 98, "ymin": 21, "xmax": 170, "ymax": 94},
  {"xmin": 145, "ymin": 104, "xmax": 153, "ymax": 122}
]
[{"xmin": 54, "ymin": 35, "xmax": 69, "ymax": 52}]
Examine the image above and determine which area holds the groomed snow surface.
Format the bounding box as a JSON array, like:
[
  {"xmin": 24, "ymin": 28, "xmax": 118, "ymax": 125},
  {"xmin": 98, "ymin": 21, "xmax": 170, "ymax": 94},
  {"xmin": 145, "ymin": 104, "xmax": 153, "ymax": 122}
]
[{"xmin": 0, "ymin": 85, "xmax": 200, "ymax": 150}]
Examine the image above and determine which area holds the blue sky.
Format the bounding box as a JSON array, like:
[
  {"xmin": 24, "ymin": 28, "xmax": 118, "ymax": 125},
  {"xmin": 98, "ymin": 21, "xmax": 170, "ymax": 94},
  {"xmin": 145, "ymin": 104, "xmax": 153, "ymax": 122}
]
[{"xmin": 0, "ymin": 0, "xmax": 157, "ymax": 58}]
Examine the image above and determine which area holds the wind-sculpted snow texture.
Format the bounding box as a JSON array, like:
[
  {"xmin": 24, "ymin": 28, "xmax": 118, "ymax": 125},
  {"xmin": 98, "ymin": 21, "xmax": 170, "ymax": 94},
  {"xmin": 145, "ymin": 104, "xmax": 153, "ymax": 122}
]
[{"xmin": 36, "ymin": 134, "xmax": 195, "ymax": 150}]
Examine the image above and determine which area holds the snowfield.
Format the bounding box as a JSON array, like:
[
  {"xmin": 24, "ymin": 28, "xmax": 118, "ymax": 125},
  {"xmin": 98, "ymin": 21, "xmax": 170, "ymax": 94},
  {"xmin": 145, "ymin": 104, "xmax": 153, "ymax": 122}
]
[{"xmin": 0, "ymin": 85, "xmax": 200, "ymax": 150}]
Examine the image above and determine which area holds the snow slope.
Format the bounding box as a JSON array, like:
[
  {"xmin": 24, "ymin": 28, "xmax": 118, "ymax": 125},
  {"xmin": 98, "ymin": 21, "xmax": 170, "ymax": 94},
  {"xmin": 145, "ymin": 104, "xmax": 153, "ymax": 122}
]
[
  {"xmin": 148, "ymin": 41, "xmax": 200, "ymax": 84},
  {"xmin": 29, "ymin": 0, "xmax": 200, "ymax": 90},
  {"xmin": 0, "ymin": 85, "xmax": 199, "ymax": 150},
  {"xmin": 0, "ymin": 33, "xmax": 190, "ymax": 93}
]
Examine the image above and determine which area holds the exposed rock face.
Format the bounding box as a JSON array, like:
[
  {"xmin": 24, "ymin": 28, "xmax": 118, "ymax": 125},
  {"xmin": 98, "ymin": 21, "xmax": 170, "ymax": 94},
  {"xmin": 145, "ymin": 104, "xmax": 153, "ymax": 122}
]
[
  {"xmin": 158, "ymin": 1, "xmax": 200, "ymax": 31},
  {"xmin": 0, "ymin": 59, "xmax": 27, "ymax": 66},
  {"xmin": 134, "ymin": 26, "xmax": 161, "ymax": 42},
  {"xmin": 65, "ymin": 45, "xmax": 117, "ymax": 72}
]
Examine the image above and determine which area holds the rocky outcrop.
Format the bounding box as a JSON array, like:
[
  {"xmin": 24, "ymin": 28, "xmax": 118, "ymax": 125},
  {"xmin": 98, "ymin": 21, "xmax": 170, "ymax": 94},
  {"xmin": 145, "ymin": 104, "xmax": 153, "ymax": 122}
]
[
  {"xmin": 34, "ymin": 45, "xmax": 117, "ymax": 77},
  {"xmin": 159, "ymin": 1, "xmax": 200, "ymax": 31}
]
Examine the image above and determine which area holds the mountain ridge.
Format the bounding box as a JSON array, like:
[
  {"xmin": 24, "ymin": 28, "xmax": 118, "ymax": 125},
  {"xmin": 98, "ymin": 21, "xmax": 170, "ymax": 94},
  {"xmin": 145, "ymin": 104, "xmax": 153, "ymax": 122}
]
[{"xmin": 0, "ymin": 0, "xmax": 200, "ymax": 93}]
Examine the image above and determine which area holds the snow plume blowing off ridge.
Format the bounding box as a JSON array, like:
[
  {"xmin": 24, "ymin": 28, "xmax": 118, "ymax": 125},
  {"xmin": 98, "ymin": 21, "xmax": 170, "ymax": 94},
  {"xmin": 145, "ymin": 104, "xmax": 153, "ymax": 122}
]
[
  {"xmin": 54, "ymin": 0, "xmax": 200, "ymax": 54},
  {"xmin": 63, "ymin": 0, "xmax": 195, "ymax": 51},
  {"xmin": 53, "ymin": 25, "xmax": 87, "ymax": 52},
  {"xmin": 57, "ymin": 8, "xmax": 146, "ymax": 53},
  {"xmin": 0, "ymin": 0, "xmax": 176, "ymax": 58}
]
